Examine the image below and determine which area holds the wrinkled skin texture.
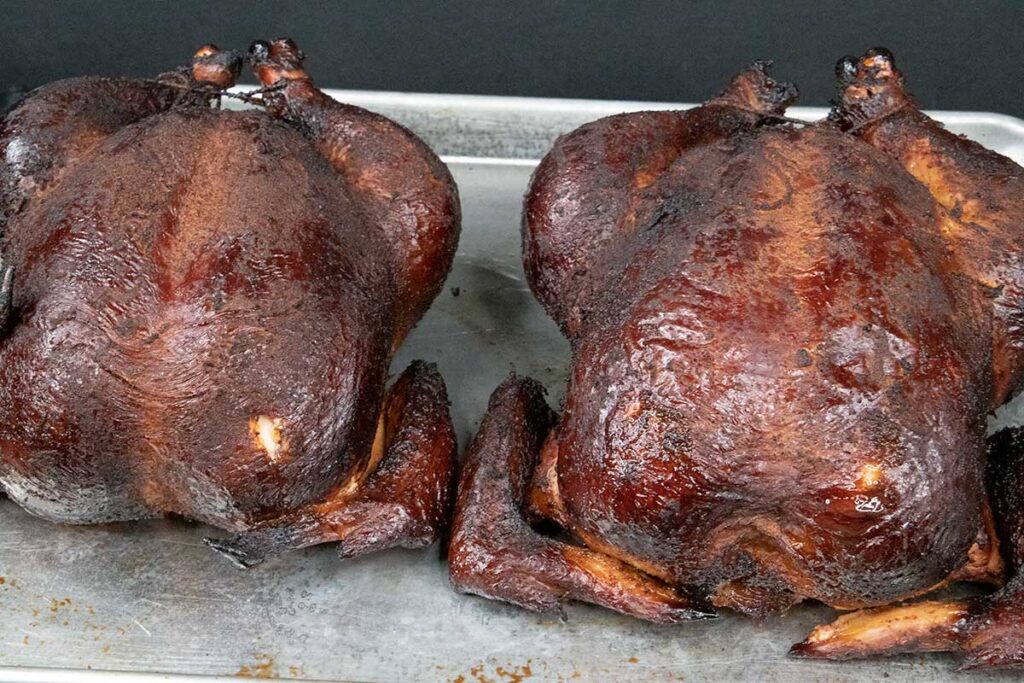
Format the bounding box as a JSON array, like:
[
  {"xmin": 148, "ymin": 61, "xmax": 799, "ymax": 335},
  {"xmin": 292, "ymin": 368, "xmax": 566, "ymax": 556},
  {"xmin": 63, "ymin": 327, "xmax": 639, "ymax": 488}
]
[
  {"xmin": 449, "ymin": 50, "xmax": 1024, "ymax": 669},
  {"xmin": 0, "ymin": 39, "xmax": 460, "ymax": 565}
]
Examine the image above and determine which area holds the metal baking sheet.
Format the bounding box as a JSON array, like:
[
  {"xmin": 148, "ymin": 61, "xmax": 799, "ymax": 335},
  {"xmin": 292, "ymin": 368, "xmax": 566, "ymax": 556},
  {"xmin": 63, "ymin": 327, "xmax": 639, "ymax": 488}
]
[{"xmin": 1, "ymin": 90, "xmax": 1023, "ymax": 683}]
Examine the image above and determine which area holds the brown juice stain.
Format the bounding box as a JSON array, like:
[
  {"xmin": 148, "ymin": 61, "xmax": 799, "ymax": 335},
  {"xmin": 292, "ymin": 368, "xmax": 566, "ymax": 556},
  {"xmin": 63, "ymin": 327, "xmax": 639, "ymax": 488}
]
[
  {"xmin": 496, "ymin": 663, "xmax": 533, "ymax": 682},
  {"xmin": 628, "ymin": 657, "xmax": 639, "ymax": 664},
  {"xmin": 236, "ymin": 654, "xmax": 278, "ymax": 679},
  {"xmin": 453, "ymin": 660, "xmax": 534, "ymax": 683},
  {"xmin": 48, "ymin": 597, "xmax": 73, "ymax": 614}
]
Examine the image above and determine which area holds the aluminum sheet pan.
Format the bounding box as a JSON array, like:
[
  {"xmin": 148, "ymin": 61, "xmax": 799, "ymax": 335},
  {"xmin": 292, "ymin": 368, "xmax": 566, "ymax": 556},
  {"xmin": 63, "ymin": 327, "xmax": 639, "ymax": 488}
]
[{"xmin": 1, "ymin": 90, "xmax": 1023, "ymax": 682}]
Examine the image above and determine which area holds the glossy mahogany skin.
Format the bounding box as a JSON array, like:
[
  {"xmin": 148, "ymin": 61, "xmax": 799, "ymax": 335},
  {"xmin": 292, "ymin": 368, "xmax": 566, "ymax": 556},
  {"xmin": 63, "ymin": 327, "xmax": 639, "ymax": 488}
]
[
  {"xmin": 792, "ymin": 427, "xmax": 1024, "ymax": 670},
  {"xmin": 450, "ymin": 50, "xmax": 1024, "ymax": 669},
  {"xmin": 551, "ymin": 120, "xmax": 992, "ymax": 613},
  {"xmin": 3, "ymin": 103, "xmax": 394, "ymax": 523},
  {"xmin": 520, "ymin": 59, "xmax": 999, "ymax": 615},
  {"xmin": 449, "ymin": 374, "xmax": 714, "ymax": 622},
  {"xmin": 0, "ymin": 40, "xmax": 459, "ymax": 561}
]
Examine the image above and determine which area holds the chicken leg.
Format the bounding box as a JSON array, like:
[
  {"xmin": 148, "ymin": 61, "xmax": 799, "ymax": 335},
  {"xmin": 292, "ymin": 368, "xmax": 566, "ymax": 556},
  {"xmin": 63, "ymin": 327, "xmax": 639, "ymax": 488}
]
[
  {"xmin": 792, "ymin": 426, "xmax": 1024, "ymax": 670},
  {"xmin": 249, "ymin": 38, "xmax": 460, "ymax": 347},
  {"xmin": 833, "ymin": 47, "xmax": 1024, "ymax": 403},
  {"xmin": 205, "ymin": 361, "xmax": 456, "ymax": 567},
  {"xmin": 448, "ymin": 375, "xmax": 714, "ymax": 623}
]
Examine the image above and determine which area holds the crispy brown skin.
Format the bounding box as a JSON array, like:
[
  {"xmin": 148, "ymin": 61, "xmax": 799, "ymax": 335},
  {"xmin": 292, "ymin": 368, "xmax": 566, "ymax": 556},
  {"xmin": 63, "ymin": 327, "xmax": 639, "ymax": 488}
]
[
  {"xmin": 0, "ymin": 46, "xmax": 241, "ymax": 239},
  {"xmin": 792, "ymin": 427, "xmax": 1024, "ymax": 670},
  {"xmin": 553, "ymin": 117, "xmax": 993, "ymax": 615},
  {"xmin": 251, "ymin": 38, "xmax": 461, "ymax": 347},
  {"xmin": 450, "ymin": 50, "xmax": 1024, "ymax": 668},
  {"xmin": 449, "ymin": 375, "xmax": 713, "ymax": 622},
  {"xmin": 789, "ymin": 48, "xmax": 1024, "ymax": 670},
  {"xmin": 523, "ymin": 63, "xmax": 796, "ymax": 338},
  {"xmin": 0, "ymin": 40, "xmax": 459, "ymax": 562},
  {"xmin": 207, "ymin": 360, "xmax": 457, "ymax": 567},
  {"xmin": 833, "ymin": 48, "xmax": 1024, "ymax": 402}
]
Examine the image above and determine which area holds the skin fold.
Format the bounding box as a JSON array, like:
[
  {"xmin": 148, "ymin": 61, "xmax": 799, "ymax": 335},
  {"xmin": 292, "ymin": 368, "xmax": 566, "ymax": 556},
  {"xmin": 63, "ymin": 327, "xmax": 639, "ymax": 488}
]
[
  {"xmin": 0, "ymin": 39, "xmax": 460, "ymax": 565},
  {"xmin": 448, "ymin": 49, "xmax": 1024, "ymax": 670}
]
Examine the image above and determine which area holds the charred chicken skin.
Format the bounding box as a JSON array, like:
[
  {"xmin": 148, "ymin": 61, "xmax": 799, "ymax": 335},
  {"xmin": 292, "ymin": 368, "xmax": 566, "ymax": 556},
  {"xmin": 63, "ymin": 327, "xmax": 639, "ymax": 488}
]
[
  {"xmin": 0, "ymin": 38, "xmax": 460, "ymax": 567},
  {"xmin": 449, "ymin": 49, "xmax": 1024, "ymax": 669}
]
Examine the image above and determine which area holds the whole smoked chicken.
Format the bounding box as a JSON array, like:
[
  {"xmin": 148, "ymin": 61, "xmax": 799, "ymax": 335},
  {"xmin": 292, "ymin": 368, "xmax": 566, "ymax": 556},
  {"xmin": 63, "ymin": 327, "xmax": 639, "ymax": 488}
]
[
  {"xmin": 0, "ymin": 39, "xmax": 460, "ymax": 566},
  {"xmin": 449, "ymin": 49, "xmax": 1024, "ymax": 670}
]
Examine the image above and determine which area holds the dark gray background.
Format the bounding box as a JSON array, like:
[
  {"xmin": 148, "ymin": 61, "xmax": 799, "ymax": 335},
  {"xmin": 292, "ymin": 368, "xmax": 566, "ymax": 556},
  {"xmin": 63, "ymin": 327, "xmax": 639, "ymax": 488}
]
[{"xmin": 2, "ymin": 1, "xmax": 1022, "ymax": 116}]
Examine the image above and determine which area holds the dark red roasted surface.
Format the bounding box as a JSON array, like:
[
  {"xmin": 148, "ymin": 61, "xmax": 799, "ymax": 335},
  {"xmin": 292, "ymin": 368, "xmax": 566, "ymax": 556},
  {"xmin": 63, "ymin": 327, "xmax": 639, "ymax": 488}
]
[
  {"xmin": 450, "ymin": 48, "xmax": 1024, "ymax": 669},
  {"xmin": 0, "ymin": 39, "xmax": 459, "ymax": 564}
]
